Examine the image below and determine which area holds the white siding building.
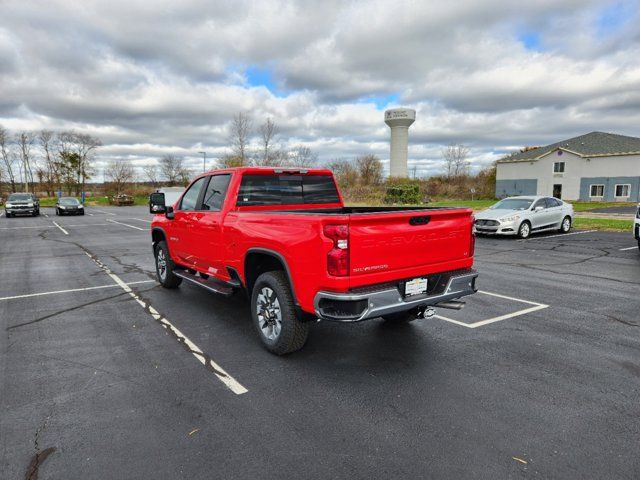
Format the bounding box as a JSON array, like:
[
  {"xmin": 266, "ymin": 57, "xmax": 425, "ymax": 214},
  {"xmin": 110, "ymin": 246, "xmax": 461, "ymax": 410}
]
[{"xmin": 496, "ymin": 132, "xmax": 640, "ymax": 201}]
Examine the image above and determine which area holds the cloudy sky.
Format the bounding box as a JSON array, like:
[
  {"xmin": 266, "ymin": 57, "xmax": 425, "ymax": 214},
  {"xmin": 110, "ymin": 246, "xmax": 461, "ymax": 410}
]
[{"xmin": 1, "ymin": 0, "xmax": 639, "ymax": 177}]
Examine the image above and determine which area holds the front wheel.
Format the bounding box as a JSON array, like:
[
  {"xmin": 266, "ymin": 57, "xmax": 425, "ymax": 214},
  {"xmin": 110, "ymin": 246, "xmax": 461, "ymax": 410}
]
[
  {"xmin": 154, "ymin": 241, "xmax": 182, "ymax": 288},
  {"xmin": 517, "ymin": 221, "xmax": 531, "ymax": 239},
  {"xmin": 251, "ymin": 271, "xmax": 309, "ymax": 355},
  {"xmin": 55, "ymin": 209, "xmax": 59, "ymax": 216},
  {"xmin": 559, "ymin": 216, "xmax": 571, "ymax": 233}
]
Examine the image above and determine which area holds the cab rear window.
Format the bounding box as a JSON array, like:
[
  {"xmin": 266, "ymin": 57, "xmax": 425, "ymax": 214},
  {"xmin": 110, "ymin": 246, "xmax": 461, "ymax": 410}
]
[{"xmin": 237, "ymin": 175, "xmax": 339, "ymax": 206}]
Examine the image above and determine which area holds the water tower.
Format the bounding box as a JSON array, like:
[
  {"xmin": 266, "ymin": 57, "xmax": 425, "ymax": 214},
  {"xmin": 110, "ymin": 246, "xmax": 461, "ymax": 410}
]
[{"xmin": 384, "ymin": 108, "xmax": 416, "ymax": 177}]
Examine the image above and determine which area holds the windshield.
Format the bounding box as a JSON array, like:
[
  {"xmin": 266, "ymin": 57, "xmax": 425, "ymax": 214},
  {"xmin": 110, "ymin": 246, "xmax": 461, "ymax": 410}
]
[
  {"xmin": 8, "ymin": 194, "xmax": 32, "ymax": 202},
  {"xmin": 60, "ymin": 197, "xmax": 80, "ymax": 205},
  {"xmin": 491, "ymin": 198, "xmax": 533, "ymax": 210}
]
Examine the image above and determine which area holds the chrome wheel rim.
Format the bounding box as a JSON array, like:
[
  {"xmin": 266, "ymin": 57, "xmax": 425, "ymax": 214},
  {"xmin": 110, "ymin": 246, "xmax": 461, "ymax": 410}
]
[
  {"xmin": 157, "ymin": 248, "xmax": 167, "ymax": 281},
  {"xmin": 256, "ymin": 287, "xmax": 282, "ymax": 341},
  {"xmin": 562, "ymin": 218, "xmax": 570, "ymax": 231},
  {"xmin": 521, "ymin": 223, "xmax": 530, "ymax": 238}
]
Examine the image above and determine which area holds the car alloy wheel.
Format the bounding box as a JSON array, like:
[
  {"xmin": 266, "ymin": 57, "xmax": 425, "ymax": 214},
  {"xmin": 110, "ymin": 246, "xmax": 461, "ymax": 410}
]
[
  {"xmin": 518, "ymin": 222, "xmax": 530, "ymax": 239},
  {"xmin": 156, "ymin": 248, "xmax": 167, "ymax": 281},
  {"xmin": 561, "ymin": 217, "xmax": 571, "ymax": 233},
  {"xmin": 256, "ymin": 287, "xmax": 282, "ymax": 341}
]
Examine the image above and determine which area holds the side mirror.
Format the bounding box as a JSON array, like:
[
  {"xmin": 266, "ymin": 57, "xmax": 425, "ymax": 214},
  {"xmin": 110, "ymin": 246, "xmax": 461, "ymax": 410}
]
[
  {"xmin": 149, "ymin": 192, "xmax": 166, "ymax": 214},
  {"xmin": 534, "ymin": 206, "xmax": 544, "ymax": 212}
]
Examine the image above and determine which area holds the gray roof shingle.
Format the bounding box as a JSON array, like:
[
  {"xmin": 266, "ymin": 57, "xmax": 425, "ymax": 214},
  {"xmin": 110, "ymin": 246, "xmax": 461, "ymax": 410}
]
[{"xmin": 499, "ymin": 131, "xmax": 640, "ymax": 162}]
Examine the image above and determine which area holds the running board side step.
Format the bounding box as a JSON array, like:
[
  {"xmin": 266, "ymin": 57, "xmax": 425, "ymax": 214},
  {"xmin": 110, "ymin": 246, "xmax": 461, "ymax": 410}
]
[{"xmin": 174, "ymin": 271, "xmax": 235, "ymax": 297}]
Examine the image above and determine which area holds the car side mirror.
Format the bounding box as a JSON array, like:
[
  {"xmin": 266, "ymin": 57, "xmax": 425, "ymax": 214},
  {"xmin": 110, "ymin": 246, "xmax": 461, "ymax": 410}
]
[
  {"xmin": 534, "ymin": 206, "xmax": 544, "ymax": 212},
  {"xmin": 149, "ymin": 193, "xmax": 166, "ymax": 214}
]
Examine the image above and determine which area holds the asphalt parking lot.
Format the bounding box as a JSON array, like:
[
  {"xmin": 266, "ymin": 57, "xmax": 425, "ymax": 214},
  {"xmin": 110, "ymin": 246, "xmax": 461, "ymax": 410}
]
[{"xmin": 1, "ymin": 206, "xmax": 639, "ymax": 479}]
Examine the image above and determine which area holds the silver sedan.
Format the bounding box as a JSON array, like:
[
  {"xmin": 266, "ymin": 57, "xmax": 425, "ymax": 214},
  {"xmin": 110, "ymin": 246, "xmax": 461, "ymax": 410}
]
[{"xmin": 474, "ymin": 196, "xmax": 574, "ymax": 239}]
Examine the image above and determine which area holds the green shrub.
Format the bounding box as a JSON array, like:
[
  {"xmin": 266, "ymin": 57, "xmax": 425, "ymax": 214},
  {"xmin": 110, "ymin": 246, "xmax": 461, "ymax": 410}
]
[{"xmin": 384, "ymin": 184, "xmax": 422, "ymax": 204}]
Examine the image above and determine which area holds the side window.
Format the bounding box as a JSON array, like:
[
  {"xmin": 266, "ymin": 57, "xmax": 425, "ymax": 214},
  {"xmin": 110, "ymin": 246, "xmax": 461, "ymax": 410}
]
[
  {"xmin": 202, "ymin": 174, "xmax": 231, "ymax": 211},
  {"xmin": 544, "ymin": 198, "xmax": 557, "ymax": 208},
  {"xmin": 179, "ymin": 177, "xmax": 207, "ymax": 211},
  {"xmin": 533, "ymin": 199, "xmax": 546, "ymax": 210}
]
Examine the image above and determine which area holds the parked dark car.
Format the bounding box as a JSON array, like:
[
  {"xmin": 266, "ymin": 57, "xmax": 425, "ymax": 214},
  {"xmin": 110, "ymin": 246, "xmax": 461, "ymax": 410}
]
[
  {"xmin": 55, "ymin": 197, "xmax": 85, "ymax": 216},
  {"xmin": 4, "ymin": 193, "xmax": 40, "ymax": 217}
]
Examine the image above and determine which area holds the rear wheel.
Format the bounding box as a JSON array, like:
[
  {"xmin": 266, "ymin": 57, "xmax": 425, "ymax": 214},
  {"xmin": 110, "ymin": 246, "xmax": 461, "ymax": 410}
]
[
  {"xmin": 517, "ymin": 221, "xmax": 531, "ymax": 239},
  {"xmin": 382, "ymin": 311, "xmax": 417, "ymax": 324},
  {"xmin": 251, "ymin": 271, "xmax": 309, "ymax": 355},
  {"xmin": 559, "ymin": 216, "xmax": 571, "ymax": 233},
  {"xmin": 154, "ymin": 241, "xmax": 182, "ymax": 288}
]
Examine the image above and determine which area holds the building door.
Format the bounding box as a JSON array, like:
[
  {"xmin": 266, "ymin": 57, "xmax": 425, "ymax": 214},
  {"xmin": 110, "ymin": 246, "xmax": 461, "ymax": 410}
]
[{"xmin": 553, "ymin": 184, "xmax": 562, "ymax": 199}]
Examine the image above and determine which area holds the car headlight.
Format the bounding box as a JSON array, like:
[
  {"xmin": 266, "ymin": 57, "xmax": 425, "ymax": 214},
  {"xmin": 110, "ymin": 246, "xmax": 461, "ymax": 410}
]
[
  {"xmin": 27, "ymin": 202, "xmax": 34, "ymax": 207},
  {"xmin": 59, "ymin": 205, "xmax": 66, "ymax": 209},
  {"xmin": 500, "ymin": 215, "xmax": 520, "ymax": 223},
  {"xmin": 5, "ymin": 203, "xmax": 12, "ymax": 208},
  {"xmin": 78, "ymin": 205, "xmax": 84, "ymax": 208}
]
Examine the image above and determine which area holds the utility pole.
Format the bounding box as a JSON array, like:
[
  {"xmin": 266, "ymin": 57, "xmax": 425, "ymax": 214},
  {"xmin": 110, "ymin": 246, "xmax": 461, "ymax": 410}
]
[{"xmin": 199, "ymin": 151, "xmax": 207, "ymax": 172}]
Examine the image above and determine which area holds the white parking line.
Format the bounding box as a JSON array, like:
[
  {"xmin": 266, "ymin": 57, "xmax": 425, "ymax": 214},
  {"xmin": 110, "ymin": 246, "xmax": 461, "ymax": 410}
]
[
  {"xmin": 0, "ymin": 212, "xmax": 3, "ymax": 218},
  {"xmin": 83, "ymin": 252, "xmax": 248, "ymax": 395},
  {"xmin": 44, "ymin": 213, "xmax": 49, "ymax": 218},
  {"xmin": 107, "ymin": 218, "xmax": 145, "ymax": 231},
  {"xmin": 52, "ymin": 221, "xmax": 69, "ymax": 235},
  {"xmin": 434, "ymin": 290, "xmax": 549, "ymax": 329},
  {"xmin": 128, "ymin": 218, "xmax": 152, "ymax": 224},
  {"xmin": 524, "ymin": 230, "xmax": 597, "ymax": 241},
  {"xmin": 87, "ymin": 213, "xmax": 94, "ymax": 216},
  {"xmin": 619, "ymin": 246, "xmax": 637, "ymax": 251},
  {"xmin": 0, "ymin": 280, "xmax": 155, "ymax": 301},
  {"xmin": 92, "ymin": 209, "xmax": 116, "ymax": 216}
]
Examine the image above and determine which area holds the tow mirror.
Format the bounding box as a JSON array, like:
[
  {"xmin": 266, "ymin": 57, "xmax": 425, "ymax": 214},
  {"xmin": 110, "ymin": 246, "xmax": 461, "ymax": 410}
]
[{"xmin": 149, "ymin": 192, "xmax": 166, "ymax": 214}]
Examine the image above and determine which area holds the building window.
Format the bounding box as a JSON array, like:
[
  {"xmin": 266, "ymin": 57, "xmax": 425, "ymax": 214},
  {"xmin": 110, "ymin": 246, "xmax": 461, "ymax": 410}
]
[
  {"xmin": 553, "ymin": 162, "xmax": 565, "ymax": 173},
  {"xmin": 590, "ymin": 184, "xmax": 605, "ymax": 197},
  {"xmin": 614, "ymin": 184, "xmax": 630, "ymax": 198}
]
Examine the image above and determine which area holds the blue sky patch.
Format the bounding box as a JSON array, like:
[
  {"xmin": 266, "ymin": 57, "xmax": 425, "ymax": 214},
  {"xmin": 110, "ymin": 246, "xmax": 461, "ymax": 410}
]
[
  {"xmin": 359, "ymin": 93, "xmax": 401, "ymax": 109},
  {"xmin": 244, "ymin": 65, "xmax": 287, "ymax": 96},
  {"xmin": 518, "ymin": 31, "xmax": 541, "ymax": 51},
  {"xmin": 597, "ymin": 2, "xmax": 632, "ymax": 36}
]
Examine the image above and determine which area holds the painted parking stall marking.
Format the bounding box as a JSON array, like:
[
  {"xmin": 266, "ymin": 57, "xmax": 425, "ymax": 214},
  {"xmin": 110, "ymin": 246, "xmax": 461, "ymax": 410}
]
[
  {"xmin": 52, "ymin": 221, "xmax": 69, "ymax": 235},
  {"xmin": 0, "ymin": 280, "xmax": 155, "ymax": 302},
  {"xmin": 107, "ymin": 218, "xmax": 145, "ymax": 231},
  {"xmin": 619, "ymin": 246, "xmax": 637, "ymax": 251},
  {"xmin": 434, "ymin": 290, "xmax": 549, "ymax": 329},
  {"xmin": 83, "ymin": 251, "xmax": 248, "ymax": 395}
]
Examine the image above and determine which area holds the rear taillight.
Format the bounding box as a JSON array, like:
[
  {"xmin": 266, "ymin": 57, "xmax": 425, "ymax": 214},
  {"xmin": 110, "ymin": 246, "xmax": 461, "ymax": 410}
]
[
  {"xmin": 470, "ymin": 217, "xmax": 476, "ymax": 257},
  {"xmin": 324, "ymin": 224, "xmax": 349, "ymax": 276}
]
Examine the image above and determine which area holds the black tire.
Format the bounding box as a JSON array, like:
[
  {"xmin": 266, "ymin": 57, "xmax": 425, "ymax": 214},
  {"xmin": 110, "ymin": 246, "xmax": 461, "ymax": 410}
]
[
  {"xmin": 559, "ymin": 215, "xmax": 571, "ymax": 233},
  {"xmin": 55, "ymin": 208, "xmax": 59, "ymax": 216},
  {"xmin": 5, "ymin": 212, "xmax": 11, "ymax": 218},
  {"xmin": 251, "ymin": 271, "xmax": 309, "ymax": 355},
  {"xmin": 80, "ymin": 211, "xmax": 85, "ymax": 216},
  {"xmin": 382, "ymin": 311, "xmax": 417, "ymax": 324},
  {"xmin": 154, "ymin": 241, "xmax": 182, "ymax": 288},
  {"xmin": 517, "ymin": 221, "xmax": 531, "ymax": 239}
]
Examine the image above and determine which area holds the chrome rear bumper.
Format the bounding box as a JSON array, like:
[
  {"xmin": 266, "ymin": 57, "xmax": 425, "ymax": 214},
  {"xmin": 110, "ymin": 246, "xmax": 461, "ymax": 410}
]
[{"xmin": 314, "ymin": 269, "xmax": 478, "ymax": 322}]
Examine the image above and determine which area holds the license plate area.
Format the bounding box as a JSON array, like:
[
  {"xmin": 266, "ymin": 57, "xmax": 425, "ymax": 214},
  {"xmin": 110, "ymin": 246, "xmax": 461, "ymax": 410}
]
[{"xmin": 403, "ymin": 277, "xmax": 428, "ymax": 297}]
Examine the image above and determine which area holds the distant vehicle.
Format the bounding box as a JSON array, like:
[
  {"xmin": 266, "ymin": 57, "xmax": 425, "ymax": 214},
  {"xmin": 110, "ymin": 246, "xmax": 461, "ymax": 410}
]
[
  {"xmin": 156, "ymin": 187, "xmax": 184, "ymax": 208},
  {"xmin": 634, "ymin": 204, "xmax": 639, "ymax": 251},
  {"xmin": 110, "ymin": 194, "xmax": 134, "ymax": 206},
  {"xmin": 55, "ymin": 197, "xmax": 84, "ymax": 216},
  {"xmin": 474, "ymin": 196, "xmax": 574, "ymax": 239},
  {"xmin": 4, "ymin": 193, "xmax": 40, "ymax": 217}
]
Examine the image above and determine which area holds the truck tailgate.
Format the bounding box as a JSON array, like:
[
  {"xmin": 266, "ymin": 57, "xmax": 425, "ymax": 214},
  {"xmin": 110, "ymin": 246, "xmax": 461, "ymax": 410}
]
[{"xmin": 348, "ymin": 208, "xmax": 473, "ymax": 277}]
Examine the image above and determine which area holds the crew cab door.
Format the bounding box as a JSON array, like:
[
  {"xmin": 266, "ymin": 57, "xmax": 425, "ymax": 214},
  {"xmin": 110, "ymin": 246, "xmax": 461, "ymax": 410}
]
[
  {"xmin": 171, "ymin": 176, "xmax": 208, "ymax": 266},
  {"xmin": 192, "ymin": 173, "xmax": 232, "ymax": 279}
]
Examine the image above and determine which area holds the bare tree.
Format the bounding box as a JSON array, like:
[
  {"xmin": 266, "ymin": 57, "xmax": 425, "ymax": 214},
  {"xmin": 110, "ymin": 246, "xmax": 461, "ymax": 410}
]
[
  {"xmin": 143, "ymin": 164, "xmax": 160, "ymax": 188},
  {"xmin": 255, "ymin": 117, "xmax": 280, "ymax": 166},
  {"xmin": 39, "ymin": 130, "xmax": 59, "ymax": 196},
  {"xmin": 442, "ymin": 143, "xmax": 470, "ymax": 178},
  {"xmin": 0, "ymin": 125, "xmax": 17, "ymax": 192},
  {"xmin": 355, "ymin": 154, "xmax": 383, "ymax": 186},
  {"xmin": 56, "ymin": 131, "xmax": 101, "ymax": 195},
  {"xmin": 16, "ymin": 132, "xmax": 35, "ymax": 191},
  {"xmin": 105, "ymin": 159, "xmax": 135, "ymax": 195},
  {"xmin": 327, "ymin": 158, "xmax": 359, "ymax": 188},
  {"xmin": 289, "ymin": 145, "xmax": 318, "ymax": 167},
  {"xmin": 228, "ymin": 112, "xmax": 252, "ymax": 166},
  {"xmin": 159, "ymin": 154, "xmax": 188, "ymax": 186}
]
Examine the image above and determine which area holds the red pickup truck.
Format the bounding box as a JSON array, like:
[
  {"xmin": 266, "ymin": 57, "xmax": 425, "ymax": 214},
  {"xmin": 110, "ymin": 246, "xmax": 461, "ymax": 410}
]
[{"xmin": 149, "ymin": 167, "xmax": 477, "ymax": 354}]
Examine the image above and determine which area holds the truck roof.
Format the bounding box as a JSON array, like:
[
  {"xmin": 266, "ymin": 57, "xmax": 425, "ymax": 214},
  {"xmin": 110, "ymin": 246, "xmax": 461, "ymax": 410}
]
[{"xmin": 203, "ymin": 166, "xmax": 334, "ymax": 176}]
